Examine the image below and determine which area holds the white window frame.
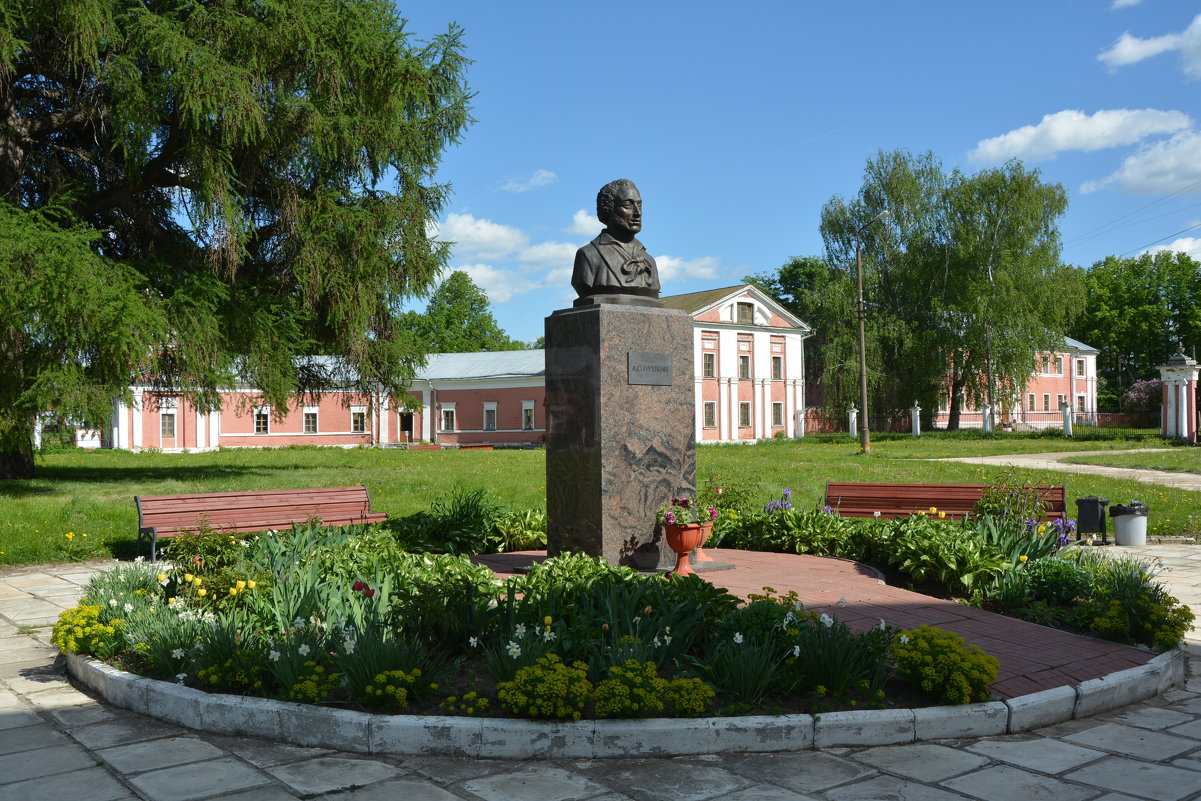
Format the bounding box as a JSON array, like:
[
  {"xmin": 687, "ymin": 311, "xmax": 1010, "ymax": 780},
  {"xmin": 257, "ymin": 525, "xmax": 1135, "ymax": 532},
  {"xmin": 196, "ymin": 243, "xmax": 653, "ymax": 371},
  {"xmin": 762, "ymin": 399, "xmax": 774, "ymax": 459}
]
[
  {"xmin": 703, "ymin": 401, "xmax": 717, "ymax": 428},
  {"xmin": 440, "ymin": 403, "xmax": 456, "ymax": 432},
  {"xmin": 1027, "ymin": 393, "xmax": 1036, "ymax": 412},
  {"xmin": 160, "ymin": 412, "xmax": 176, "ymax": 438},
  {"xmin": 1042, "ymin": 394, "xmax": 1050, "ymax": 412},
  {"xmin": 351, "ymin": 404, "xmax": 367, "ymax": 433},
  {"xmin": 736, "ymin": 301, "xmax": 754, "ymax": 324},
  {"xmin": 483, "ymin": 401, "xmax": 497, "ymax": 431},
  {"xmin": 521, "ymin": 400, "xmax": 535, "ymax": 430},
  {"xmin": 702, "ymin": 352, "xmax": 716, "ymax": 378},
  {"xmin": 1056, "ymin": 393, "xmax": 1066, "ymax": 410},
  {"xmin": 738, "ymin": 354, "xmax": 751, "ymax": 380},
  {"xmin": 771, "ymin": 355, "xmax": 783, "ymax": 380},
  {"xmin": 1076, "ymin": 358, "xmax": 1085, "ymax": 378},
  {"xmin": 303, "ymin": 405, "xmax": 319, "ymax": 434},
  {"xmin": 1076, "ymin": 394, "xmax": 1086, "ymax": 413},
  {"xmin": 738, "ymin": 402, "xmax": 751, "ymax": 428},
  {"xmin": 771, "ymin": 402, "xmax": 784, "ymax": 427},
  {"xmin": 254, "ymin": 406, "xmax": 270, "ymax": 434}
]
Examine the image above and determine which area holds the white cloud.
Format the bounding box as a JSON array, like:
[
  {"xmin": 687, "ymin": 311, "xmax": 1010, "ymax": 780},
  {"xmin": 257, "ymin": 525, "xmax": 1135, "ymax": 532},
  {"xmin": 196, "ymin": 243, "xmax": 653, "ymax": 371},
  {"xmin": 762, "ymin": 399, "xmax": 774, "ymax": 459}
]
[
  {"xmin": 1098, "ymin": 14, "xmax": 1201, "ymax": 78},
  {"xmin": 565, "ymin": 208, "xmax": 601, "ymax": 238},
  {"xmin": 501, "ymin": 169, "xmax": 558, "ymax": 193},
  {"xmin": 969, "ymin": 109, "xmax": 1191, "ymax": 163},
  {"xmin": 1081, "ymin": 130, "xmax": 1201, "ymax": 194},
  {"xmin": 517, "ymin": 241, "xmax": 579, "ymax": 271},
  {"xmin": 434, "ymin": 213, "xmax": 528, "ymax": 260},
  {"xmin": 655, "ymin": 255, "xmax": 721, "ymax": 284},
  {"xmin": 1146, "ymin": 236, "xmax": 1201, "ymax": 258},
  {"xmin": 1112, "ymin": 0, "xmax": 1142, "ymax": 8},
  {"xmin": 455, "ymin": 263, "xmax": 524, "ymax": 304}
]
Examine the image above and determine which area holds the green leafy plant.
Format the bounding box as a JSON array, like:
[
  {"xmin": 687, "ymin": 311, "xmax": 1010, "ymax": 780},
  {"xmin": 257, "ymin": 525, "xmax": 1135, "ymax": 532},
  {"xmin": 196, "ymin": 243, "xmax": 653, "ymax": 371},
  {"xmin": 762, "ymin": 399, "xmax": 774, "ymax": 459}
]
[
  {"xmin": 657, "ymin": 494, "xmax": 718, "ymax": 527},
  {"xmin": 890, "ymin": 625, "xmax": 998, "ymax": 705},
  {"xmin": 972, "ymin": 472, "xmax": 1054, "ymax": 522},
  {"xmin": 592, "ymin": 659, "xmax": 669, "ymax": 718},
  {"xmin": 492, "ymin": 508, "xmax": 548, "ymax": 552},
  {"xmin": 51, "ymin": 605, "xmax": 126, "ymax": 659},
  {"xmin": 691, "ymin": 633, "xmax": 784, "ymax": 708},
  {"xmin": 889, "ymin": 516, "xmax": 1007, "ymax": 596},
  {"xmin": 496, "ymin": 653, "xmax": 593, "ymax": 720}
]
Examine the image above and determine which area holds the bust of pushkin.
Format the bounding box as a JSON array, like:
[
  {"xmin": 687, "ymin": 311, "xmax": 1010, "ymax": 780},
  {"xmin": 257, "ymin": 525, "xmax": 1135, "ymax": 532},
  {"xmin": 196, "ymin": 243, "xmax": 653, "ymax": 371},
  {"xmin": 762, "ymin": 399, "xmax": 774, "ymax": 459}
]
[{"xmin": 571, "ymin": 179, "xmax": 661, "ymax": 306}]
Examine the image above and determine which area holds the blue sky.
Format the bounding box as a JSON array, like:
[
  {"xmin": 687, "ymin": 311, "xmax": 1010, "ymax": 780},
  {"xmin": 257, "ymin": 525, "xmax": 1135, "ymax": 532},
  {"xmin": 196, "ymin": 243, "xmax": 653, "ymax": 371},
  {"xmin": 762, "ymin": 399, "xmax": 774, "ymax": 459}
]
[{"xmin": 397, "ymin": 1, "xmax": 1201, "ymax": 345}]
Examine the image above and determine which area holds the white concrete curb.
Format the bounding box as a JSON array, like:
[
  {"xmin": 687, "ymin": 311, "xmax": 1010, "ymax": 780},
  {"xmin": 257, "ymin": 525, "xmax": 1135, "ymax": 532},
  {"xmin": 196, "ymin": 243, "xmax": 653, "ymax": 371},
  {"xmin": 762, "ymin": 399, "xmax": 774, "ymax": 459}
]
[{"xmin": 65, "ymin": 648, "xmax": 1186, "ymax": 757}]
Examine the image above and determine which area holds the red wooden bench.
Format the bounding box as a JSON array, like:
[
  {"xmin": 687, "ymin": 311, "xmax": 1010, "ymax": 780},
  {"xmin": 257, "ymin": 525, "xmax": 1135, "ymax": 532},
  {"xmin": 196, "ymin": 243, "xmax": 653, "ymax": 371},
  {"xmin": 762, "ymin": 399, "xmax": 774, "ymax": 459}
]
[
  {"xmin": 135, "ymin": 486, "xmax": 387, "ymax": 560},
  {"xmin": 824, "ymin": 482, "xmax": 1066, "ymax": 522}
]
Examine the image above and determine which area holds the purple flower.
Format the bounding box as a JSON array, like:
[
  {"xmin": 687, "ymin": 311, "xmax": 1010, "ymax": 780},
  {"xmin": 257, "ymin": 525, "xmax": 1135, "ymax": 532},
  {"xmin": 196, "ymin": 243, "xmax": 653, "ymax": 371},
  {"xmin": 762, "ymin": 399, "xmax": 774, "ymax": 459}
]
[
  {"xmin": 664, "ymin": 511, "xmax": 676, "ymax": 524},
  {"xmin": 783, "ymin": 489, "xmax": 792, "ymax": 498},
  {"xmin": 708, "ymin": 506, "xmax": 718, "ymax": 520},
  {"xmin": 822, "ymin": 505, "xmax": 834, "ymax": 514}
]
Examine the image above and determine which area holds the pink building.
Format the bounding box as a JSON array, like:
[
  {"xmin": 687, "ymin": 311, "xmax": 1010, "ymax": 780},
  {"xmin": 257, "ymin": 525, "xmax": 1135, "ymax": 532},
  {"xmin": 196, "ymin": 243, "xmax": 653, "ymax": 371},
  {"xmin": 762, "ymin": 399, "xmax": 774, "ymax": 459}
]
[
  {"xmin": 930, "ymin": 336, "xmax": 1100, "ymax": 430},
  {"xmin": 99, "ymin": 285, "xmax": 812, "ymax": 450}
]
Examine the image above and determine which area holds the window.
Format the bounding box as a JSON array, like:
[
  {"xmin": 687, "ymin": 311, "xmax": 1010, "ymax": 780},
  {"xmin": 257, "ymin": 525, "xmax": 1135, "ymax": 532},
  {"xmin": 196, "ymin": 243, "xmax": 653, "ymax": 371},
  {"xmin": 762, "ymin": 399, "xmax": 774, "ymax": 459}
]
[
  {"xmin": 736, "ymin": 302, "xmax": 754, "ymax": 324},
  {"xmin": 522, "ymin": 401, "xmax": 535, "ymax": 430},
  {"xmin": 738, "ymin": 355, "xmax": 751, "ymax": 380},
  {"xmin": 441, "ymin": 408, "xmax": 456, "ymax": 431},
  {"xmin": 771, "ymin": 356, "xmax": 783, "ymax": 380},
  {"xmin": 1028, "ymin": 393, "xmax": 1036, "ymax": 412},
  {"xmin": 939, "ymin": 392, "xmax": 949, "ymax": 413},
  {"xmin": 303, "ymin": 405, "xmax": 318, "ymax": 434},
  {"xmin": 1042, "ymin": 356, "xmax": 1051, "ymax": 374},
  {"xmin": 1076, "ymin": 395, "xmax": 1086, "ymax": 413},
  {"xmin": 771, "ymin": 402, "xmax": 784, "ymax": 427},
  {"xmin": 254, "ymin": 407, "xmax": 269, "ymax": 434},
  {"xmin": 160, "ymin": 413, "xmax": 175, "ymax": 438},
  {"xmin": 1053, "ymin": 356, "xmax": 1063, "ymax": 374},
  {"xmin": 703, "ymin": 401, "xmax": 717, "ymax": 428},
  {"xmin": 702, "ymin": 352, "xmax": 716, "ymax": 378},
  {"xmin": 1076, "ymin": 359, "xmax": 1085, "ymax": 377},
  {"xmin": 351, "ymin": 405, "xmax": 366, "ymax": 433},
  {"xmin": 738, "ymin": 402, "xmax": 751, "ymax": 428},
  {"xmin": 1056, "ymin": 393, "xmax": 1066, "ymax": 410},
  {"xmin": 483, "ymin": 402, "xmax": 497, "ymax": 431},
  {"xmin": 1042, "ymin": 394, "xmax": 1050, "ymax": 412}
]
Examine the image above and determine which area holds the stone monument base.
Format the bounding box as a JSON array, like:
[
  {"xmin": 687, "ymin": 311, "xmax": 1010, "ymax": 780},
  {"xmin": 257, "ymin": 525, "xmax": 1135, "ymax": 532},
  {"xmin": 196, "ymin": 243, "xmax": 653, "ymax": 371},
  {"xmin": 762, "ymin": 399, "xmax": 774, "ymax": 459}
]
[{"xmin": 544, "ymin": 303, "xmax": 695, "ymax": 570}]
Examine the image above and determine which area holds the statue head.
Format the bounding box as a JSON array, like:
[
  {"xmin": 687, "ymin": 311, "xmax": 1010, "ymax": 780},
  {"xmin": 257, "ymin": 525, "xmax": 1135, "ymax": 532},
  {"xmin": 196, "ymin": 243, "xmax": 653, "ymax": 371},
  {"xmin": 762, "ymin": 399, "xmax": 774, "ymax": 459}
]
[{"xmin": 596, "ymin": 179, "xmax": 642, "ymax": 238}]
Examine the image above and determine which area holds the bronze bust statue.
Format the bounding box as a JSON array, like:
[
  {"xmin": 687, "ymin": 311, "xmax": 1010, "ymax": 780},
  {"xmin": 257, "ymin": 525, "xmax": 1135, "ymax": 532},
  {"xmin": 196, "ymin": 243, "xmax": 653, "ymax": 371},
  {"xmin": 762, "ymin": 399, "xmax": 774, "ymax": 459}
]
[{"xmin": 571, "ymin": 179, "xmax": 661, "ymax": 306}]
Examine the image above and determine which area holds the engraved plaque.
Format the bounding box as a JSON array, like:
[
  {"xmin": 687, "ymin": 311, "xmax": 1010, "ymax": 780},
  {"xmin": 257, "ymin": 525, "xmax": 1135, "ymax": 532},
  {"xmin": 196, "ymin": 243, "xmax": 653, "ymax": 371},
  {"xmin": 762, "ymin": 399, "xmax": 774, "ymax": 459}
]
[{"xmin": 628, "ymin": 351, "xmax": 672, "ymax": 386}]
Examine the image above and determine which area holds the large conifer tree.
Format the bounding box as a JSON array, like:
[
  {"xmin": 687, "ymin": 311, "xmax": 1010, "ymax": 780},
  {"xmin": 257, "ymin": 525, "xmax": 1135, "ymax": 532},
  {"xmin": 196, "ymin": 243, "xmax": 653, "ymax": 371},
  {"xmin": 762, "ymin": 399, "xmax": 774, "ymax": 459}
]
[{"xmin": 0, "ymin": 0, "xmax": 471, "ymax": 477}]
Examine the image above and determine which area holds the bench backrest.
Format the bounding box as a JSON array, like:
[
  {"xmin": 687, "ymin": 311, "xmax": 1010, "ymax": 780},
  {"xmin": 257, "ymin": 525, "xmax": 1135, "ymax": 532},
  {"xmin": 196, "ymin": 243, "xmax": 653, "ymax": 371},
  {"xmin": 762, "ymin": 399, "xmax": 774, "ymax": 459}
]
[
  {"xmin": 825, "ymin": 482, "xmax": 1066, "ymax": 520},
  {"xmin": 136, "ymin": 485, "xmax": 380, "ymax": 536}
]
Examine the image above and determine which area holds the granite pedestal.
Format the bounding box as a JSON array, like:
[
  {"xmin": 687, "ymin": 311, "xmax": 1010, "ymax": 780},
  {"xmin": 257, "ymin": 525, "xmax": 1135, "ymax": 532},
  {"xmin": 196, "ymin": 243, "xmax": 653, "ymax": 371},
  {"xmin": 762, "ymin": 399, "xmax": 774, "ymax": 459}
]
[{"xmin": 544, "ymin": 303, "xmax": 695, "ymax": 570}]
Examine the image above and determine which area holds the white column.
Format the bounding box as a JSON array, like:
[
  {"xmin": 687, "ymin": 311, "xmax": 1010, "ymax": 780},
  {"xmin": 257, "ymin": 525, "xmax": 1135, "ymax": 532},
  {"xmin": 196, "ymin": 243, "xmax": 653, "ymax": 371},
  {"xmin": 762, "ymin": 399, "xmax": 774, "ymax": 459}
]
[
  {"xmin": 1179, "ymin": 381, "xmax": 1190, "ymax": 441},
  {"xmin": 784, "ymin": 379, "xmax": 797, "ymax": 437},
  {"xmin": 196, "ymin": 409, "xmax": 206, "ymax": 449},
  {"xmin": 131, "ymin": 389, "xmax": 144, "ymax": 449},
  {"xmin": 1061, "ymin": 402, "xmax": 1073, "ymax": 437},
  {"xmin": 755, "ymin": 378, "xmax": 768, "ymax": 439},
  {"xmin": 911, "ymin": 403, "xmax": 921, "ymax": 437},
  {"xmin": 421, "ymin": 388, "xmax": 432, "ymax": 442},
  {"xmin": 1165, "ymin": 381, "xmax": 1179, "ymax": 438},
  {"xmin": 111, "ymin": 400, "xmax": 125, "ymax": 449},
  {"xmin": 211, "ymin": 410, "xmax": 221, "ymax": 447},
  {"xmin": 379, "ymin": 394, "xmax": 389, "ymax": 443}
]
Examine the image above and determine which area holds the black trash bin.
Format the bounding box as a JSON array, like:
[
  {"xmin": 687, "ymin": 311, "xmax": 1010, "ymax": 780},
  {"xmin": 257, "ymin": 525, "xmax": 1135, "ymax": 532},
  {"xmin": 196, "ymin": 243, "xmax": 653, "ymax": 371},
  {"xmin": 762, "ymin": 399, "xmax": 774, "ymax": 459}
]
[{"xmin": 1075, "ymin": 496, "xmax": 1109, "ymax": 545}]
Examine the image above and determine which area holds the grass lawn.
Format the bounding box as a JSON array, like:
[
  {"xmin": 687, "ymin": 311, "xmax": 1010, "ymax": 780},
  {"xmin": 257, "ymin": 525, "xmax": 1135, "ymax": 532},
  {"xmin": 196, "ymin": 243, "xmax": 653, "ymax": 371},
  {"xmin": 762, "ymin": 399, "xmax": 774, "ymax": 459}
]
[
  {"xmin": 1062, "ymin": 448, "xmax": 1201, "ymax": 474},
  {"xmin": 2, "ymin": 429, "xmax": 1194, "ymax": 566}
]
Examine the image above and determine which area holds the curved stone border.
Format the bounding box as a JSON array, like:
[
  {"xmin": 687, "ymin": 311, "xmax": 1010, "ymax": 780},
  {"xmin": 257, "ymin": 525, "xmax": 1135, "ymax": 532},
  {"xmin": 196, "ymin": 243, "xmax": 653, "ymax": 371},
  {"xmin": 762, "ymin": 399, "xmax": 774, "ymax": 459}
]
[{"xmin": 66, "ymin": 649, "xmax": 1186, "ymax": 757}]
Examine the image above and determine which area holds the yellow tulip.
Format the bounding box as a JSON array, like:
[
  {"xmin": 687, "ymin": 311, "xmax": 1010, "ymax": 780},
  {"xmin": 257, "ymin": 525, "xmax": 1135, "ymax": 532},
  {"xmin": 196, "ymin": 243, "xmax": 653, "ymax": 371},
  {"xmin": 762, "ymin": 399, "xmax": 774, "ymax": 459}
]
[
  {"xmin": 246, "ymin": 580, "xmax": 257, "ymax": 590},
  {"xmin": 183, "ymin": 573, "xmax": 194, "ymax": 583},
  {"xmin": 1019, "ymin": 555, "xmax": 1028, "ymax": 563},
  {"xmin": 157, "ymin": 573, "xmax": 168, "ymax": 583},
  {"xmin": 197, "ymin": 588, "xmax": 207, "ymax": 597},
  {"xmin": 236, "ymin": 580, "xmax": 246, "ymax": 590}
]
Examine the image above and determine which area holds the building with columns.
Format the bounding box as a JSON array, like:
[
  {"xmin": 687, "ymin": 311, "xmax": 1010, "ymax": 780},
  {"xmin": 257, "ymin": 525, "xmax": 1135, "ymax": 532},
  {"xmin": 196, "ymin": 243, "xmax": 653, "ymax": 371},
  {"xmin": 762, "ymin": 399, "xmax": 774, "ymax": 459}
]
[
  {"xmin": 97, "ymin": 285, "xmax": 811, "ymax": 450},
  {"xmin": 1160, "ymin": 352, "xmax": 1199, "ymax": 443}
]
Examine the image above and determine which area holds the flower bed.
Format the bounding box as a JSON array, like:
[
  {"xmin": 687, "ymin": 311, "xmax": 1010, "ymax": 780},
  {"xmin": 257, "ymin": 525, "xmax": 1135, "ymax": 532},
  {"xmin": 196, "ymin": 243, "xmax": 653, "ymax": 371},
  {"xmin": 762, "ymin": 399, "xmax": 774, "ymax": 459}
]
[{"xmin": 52, "ymin": 522, "xmax": 1001, "ymax": 720}]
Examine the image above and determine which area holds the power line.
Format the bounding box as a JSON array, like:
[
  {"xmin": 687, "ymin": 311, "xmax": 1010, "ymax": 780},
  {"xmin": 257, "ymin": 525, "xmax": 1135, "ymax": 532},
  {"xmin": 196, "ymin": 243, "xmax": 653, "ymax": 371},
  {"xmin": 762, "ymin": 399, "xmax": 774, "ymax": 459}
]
[{"xmin": 1118, "ymin": 221, "xmax": 1201, "ymax": 258}]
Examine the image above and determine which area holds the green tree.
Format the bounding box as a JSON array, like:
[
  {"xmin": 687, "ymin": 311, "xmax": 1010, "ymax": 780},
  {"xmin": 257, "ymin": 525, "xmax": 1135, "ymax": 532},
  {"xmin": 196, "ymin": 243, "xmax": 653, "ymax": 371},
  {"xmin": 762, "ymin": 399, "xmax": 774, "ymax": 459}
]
[
  {"xmin": 814, "ymin": 151, "xmax": 1077, "ymax": 429},
  {"xmin": 943, "ymin": 160, "xmax": 1078, "ymax": 427},
  {"xmin": 1069, "ymin": 252, "xmax": 1201, "ymax": 408},
  {"xmin": 407, "ymin": 270, "xmax": 525, "ymax": 353},
  {"xmin": 0, "ymin": 0, "xmax": 472, "ymax": 477}
]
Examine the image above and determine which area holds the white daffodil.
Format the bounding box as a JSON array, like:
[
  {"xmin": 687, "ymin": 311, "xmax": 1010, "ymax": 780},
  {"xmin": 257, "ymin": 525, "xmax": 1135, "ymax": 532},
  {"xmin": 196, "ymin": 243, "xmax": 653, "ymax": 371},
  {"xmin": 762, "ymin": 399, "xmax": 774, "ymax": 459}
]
[
  {"xmin": 298, "ymin": 644, "xmax": 311, "ymax": 656},
  {"xmin": 171, "ymin": 648, "xmax": 185, "ymax": 659},
  {"xmin": 836, "ymin": 597, "xmax": 847, "ymax": 608},
  {"xmin": 733, "ymin": 632, "xmax": 744, "ymax": 644},
  {"xmin": 507, "ymin": 641, "xmax": 521, "ymax": 658},
  {"xmin": 818, "ymin": 613, "xmax": 833, "ymax": 628}
]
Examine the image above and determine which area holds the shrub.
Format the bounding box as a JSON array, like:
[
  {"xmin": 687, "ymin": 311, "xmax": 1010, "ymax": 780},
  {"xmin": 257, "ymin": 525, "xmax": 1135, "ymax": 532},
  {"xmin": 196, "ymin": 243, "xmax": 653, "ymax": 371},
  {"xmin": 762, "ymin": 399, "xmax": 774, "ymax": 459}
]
[
  {"xmin": 360, "ymin": 668, "xmax": 428, "ymax": 710},
  {"xmin": 593, "ymin": 659, "xmax": 669, "ymax": 718},
  {"xmin": 51, "ymin": 605, "xmax": 125, "ymax": 659},
  {"xmin": 1025, "ymin": 557, "xmax": 1093, "ymax": 604},
  {"xmin": 496, "ymin": 654, "xmax": 593, "ymax": 720},
  {"xmin": 972, "ymin": 471, "xmax": 1054, "ymax": 522},
  {"xmin": 888, "ymin": 516, "xmax": 1007, "ymax": 596},
  {"xmin": 890, "ymin": 625, "xmax": 998, "ymax": 705},
  {"xmin": 665, "ymin": 676, "xmax": 716, "ymax": 717}
]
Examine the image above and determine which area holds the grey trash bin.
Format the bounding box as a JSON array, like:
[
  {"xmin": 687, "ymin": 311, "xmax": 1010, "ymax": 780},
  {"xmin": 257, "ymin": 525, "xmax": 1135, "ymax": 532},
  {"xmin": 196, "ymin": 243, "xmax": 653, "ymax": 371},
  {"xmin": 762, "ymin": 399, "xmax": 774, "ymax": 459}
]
[{"xmin": 1110, "ymin": 500, "xmax": 1149, "ymax": 546}]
